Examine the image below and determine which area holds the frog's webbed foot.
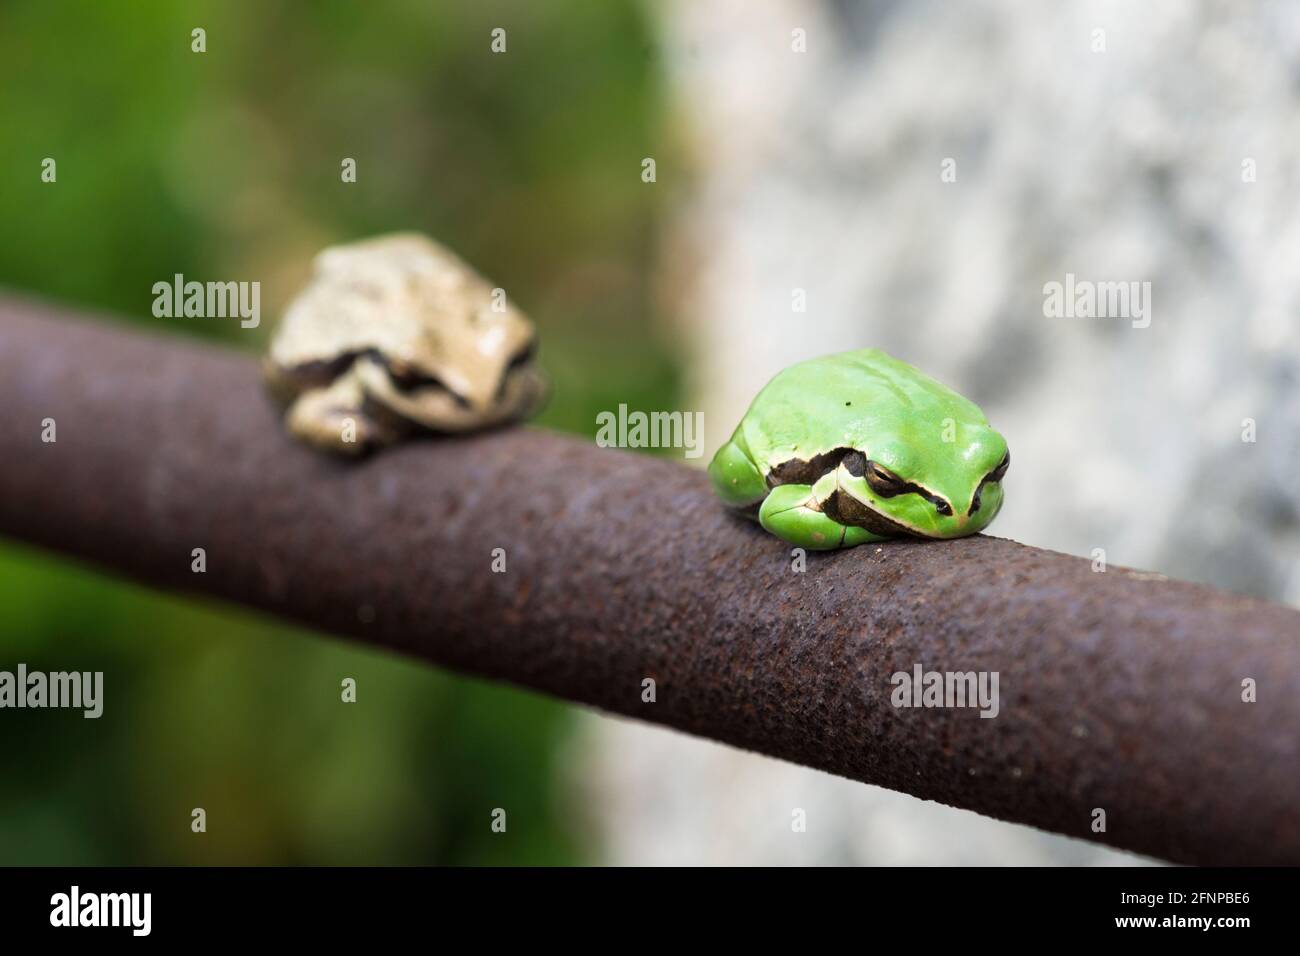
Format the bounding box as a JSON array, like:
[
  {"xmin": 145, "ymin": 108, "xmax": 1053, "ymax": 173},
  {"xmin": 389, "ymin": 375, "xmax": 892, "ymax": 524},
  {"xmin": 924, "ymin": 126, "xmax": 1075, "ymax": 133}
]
[
  {"xmin": 285, "ymin": 371, "xmax": 403, "ymax": 456},
  {"xmin": 758, "ymin": 474, "xmax": 884, "ymax": 551}
]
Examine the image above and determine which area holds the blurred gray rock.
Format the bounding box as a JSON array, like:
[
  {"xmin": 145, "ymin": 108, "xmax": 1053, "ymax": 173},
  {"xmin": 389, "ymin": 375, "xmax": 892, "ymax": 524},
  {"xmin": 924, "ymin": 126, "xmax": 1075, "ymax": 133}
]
[{"xmin": 580, "ymin": 0, "xmax": 1298, "ymax": 865}]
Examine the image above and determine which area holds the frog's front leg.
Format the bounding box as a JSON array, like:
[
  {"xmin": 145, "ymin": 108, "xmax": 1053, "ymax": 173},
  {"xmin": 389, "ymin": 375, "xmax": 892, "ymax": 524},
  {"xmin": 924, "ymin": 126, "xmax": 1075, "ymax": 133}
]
[
  {"xmin": 708, "ymin": 436, "xmax": 769, "ymax": 507},
  {"xmin": 285, "ymin": 367, "xmax": 402, "ymax": 456},
  {"xmin": 758, "ymin": 473, "xmax": 883, "ymax": 551}
]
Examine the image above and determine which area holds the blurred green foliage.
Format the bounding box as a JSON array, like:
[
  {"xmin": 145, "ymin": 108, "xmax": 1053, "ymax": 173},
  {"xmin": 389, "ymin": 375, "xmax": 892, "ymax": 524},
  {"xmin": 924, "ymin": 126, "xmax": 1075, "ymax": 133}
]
[{"xmin": 0, "ymin": 0, "xmax": 680, "ymax": 863}]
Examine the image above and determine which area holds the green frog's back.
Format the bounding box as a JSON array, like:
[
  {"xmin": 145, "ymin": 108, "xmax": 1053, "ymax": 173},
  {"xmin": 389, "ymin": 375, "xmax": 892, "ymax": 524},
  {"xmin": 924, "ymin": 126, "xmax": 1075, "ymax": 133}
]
[{"xmin": 739, "ymin": 349, "xmax": 987, "ymax": 469}]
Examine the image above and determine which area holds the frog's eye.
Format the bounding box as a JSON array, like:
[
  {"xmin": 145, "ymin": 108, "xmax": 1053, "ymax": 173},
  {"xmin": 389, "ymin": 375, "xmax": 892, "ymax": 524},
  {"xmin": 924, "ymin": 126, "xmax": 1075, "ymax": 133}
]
[
  {"xmin": 987, "ymin": 450, "xmax": 1010, "ymax": 483},
  {"xmin": 505, "ymin": 341, "xmax": 536, "ymax": 373},
  {"xmin": 968, "ymin": 450, "xmax": 1010, "ymax": 516},
  {"xmin": 863, "ymin": 460, "xmax": 909, "ymax": 497}
]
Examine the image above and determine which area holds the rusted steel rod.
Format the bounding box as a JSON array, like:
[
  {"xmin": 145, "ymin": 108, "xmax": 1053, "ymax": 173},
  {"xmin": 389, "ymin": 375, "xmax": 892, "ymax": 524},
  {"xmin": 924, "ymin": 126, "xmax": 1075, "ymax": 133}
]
[{"xmin": 1, "ymin": 294, "xmax": 1297, "ymax": 865}]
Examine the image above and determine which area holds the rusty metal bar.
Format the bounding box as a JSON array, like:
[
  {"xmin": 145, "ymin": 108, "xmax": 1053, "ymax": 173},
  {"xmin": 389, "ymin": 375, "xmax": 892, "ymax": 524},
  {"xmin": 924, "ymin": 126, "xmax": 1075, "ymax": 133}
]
[{"xmin": 1, "ymin": 293, "xmax": 1297, "ymax": 865}]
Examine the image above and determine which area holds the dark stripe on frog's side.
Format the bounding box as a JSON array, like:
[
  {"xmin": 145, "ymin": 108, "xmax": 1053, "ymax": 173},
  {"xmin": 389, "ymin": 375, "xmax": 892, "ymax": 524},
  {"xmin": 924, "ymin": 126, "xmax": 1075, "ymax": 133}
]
[
  {"xmin": 276, "ymin": 349, "xmax": 369, "ymax": 391},
  {"xmin": 822, "ymin": 488, "xmax": 919, "ymax": 538},
  {"xmin": 766, "ymin": 447, "xmax": 858, "ymax": 487},
  {"xmin": 280, "ymin": 348, "xmax": 473, "ymax": 410},
  {"xmin": 767, "ymin": 445, "xmax": 951, "ymax": 511},
  {"xmin": 766, "ymin": 445, "xmax": 950, "ymax": 535},
  {"xmin": 764, "ymin": 446, "xmax": 916, "ymax": 536}
]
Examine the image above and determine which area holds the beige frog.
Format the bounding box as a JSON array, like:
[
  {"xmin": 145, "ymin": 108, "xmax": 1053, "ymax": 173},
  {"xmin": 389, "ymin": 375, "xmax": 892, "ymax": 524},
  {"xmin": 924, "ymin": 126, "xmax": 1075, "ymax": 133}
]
[{"xmin": 265, "ymin": 233, "xmax": 546, "ymax": 455}]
